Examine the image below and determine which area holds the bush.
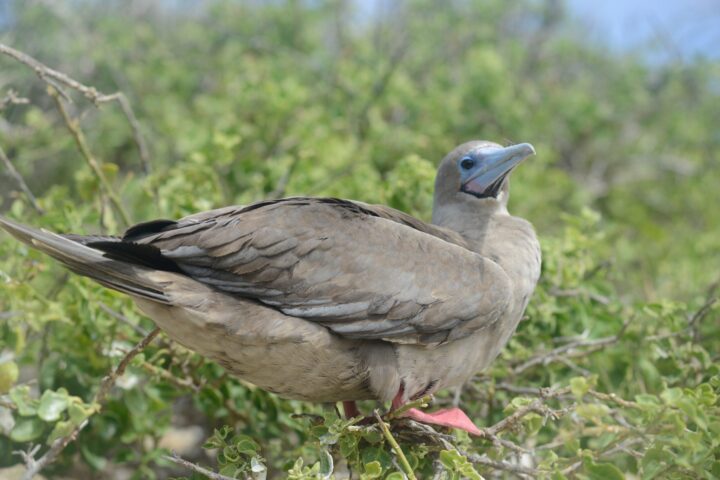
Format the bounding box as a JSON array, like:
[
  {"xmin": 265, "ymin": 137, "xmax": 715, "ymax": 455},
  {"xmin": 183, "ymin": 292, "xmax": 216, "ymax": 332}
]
[{"xmin": 0, "ymin": 1, "xmax": 718, "ymax": 478}]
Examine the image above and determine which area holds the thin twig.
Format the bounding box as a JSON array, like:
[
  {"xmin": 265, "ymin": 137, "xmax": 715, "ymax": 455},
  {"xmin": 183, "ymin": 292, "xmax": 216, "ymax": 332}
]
[
  {"xmin": 98, "ymin": 301, "xmax": 149, "ymax": 336},
  {"xmin": 485, "ymin": 387, "xmax": 572, "ymax": 436},
  {"xmin": 0, "ymin": 43, "xmax": 152, "ymax": 175},
  {"xmin": 511, "ymin": 320, "xmax": 631, "ymax": 375},
  {"xmin": 374, "ymin": 410, "xmax": 418, "ymax": 480},
  {"xmin": 463, "ymin": 451, "xmax": 542, "ymax": 477},
  {"xmin": 163, "ymin": 451, "xmax": 238, "ymax": 480},
  {"xmin": 108, "ymin": 92, "xmax": 152, "ymax": 175},
  {"xmin": 0, "ymin": 89, "xmax": 29, "ymax": 110},
  {"xmin": 688, "ymin": 293, "xmax": 717, "ymax": 343},
  {"xmin": 139, "ymin": 360, "xmax": 200, "ymax": 392},
  {"xmin": 561, "ymin": 436, "xmax": 645, "ymax": 476},
  {"xmin": 20, "ymin": 328, "xmax": 161, "ymax": 480},
  {"xmin": 493, "ymin": 383, "xmax": 573, "ymax": 399},
  {"xmin": 586, "ymin": 390, "xmax": 639, "ymax": 409},
  {"xmin": 548, "ymin": 287, "xmax": 610, "ymax": 305},
  {"xmin": 386, "ymin": 395, "xmax": 433, "ymax": 420},
  {"xmin": 47, "ymin": 85, "xmax": 132, "ymax": 227},
  {"xmin": 268, "ymin": 153, "xmax": 301, "ymax": 199},
  {"xmin": 0, "ymin": 144, "xmax": 44, "ymax": 214},
  {"xmin": 0, "ymin": 44, "xmax": 107, "ymax": 102},
  {"xmin": 95, "ymin": 328, "xmax": 161, "ymax": 403}
]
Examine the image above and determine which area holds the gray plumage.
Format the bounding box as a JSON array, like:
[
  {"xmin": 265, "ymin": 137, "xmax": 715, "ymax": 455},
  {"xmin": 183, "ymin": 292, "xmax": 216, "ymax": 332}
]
[{"xmin": 0, "ymin": 140, "xmax": 540, "ymax": 405}]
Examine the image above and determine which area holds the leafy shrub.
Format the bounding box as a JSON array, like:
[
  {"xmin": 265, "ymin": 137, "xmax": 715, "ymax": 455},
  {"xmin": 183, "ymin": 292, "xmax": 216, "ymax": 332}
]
[{"xmin": 0, "ymin": 1, "xmax": 718, "ymax": 478}]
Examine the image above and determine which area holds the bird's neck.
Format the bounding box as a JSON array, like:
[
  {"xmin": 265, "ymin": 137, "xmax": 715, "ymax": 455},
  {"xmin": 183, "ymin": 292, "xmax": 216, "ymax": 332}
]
[{"xmin": 432, "ymin": 204, "xmax": 541, "ymax": 307}]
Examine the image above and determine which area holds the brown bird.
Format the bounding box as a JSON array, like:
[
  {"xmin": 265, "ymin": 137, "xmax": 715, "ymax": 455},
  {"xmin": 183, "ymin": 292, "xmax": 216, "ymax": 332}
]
[{"xmin": 0, "ymin": 141, "xmax": 539, "ymax": 434}]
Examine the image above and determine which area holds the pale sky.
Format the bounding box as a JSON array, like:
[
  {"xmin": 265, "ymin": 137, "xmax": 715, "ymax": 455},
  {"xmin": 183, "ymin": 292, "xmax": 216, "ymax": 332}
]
[{"xmin": 566, "ymin": 0, "xmax": 720, "ymax": 60}]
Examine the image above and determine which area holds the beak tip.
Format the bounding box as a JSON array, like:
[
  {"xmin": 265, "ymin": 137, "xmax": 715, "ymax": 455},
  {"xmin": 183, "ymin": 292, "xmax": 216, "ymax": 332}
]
[{"xmin": 520, "ymin": 143, "xmax": 536, "ymax": 156}]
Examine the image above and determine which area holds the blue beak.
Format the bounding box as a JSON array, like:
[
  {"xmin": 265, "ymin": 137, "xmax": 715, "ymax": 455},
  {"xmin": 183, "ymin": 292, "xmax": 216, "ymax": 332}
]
[{"xmin": 462, "ymin": 143, "xmax": 535, "ymax": 195}]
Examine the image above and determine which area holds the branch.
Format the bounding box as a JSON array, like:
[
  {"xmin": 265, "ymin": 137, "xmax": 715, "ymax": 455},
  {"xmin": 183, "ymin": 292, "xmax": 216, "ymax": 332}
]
[
  {"xmin": 268, "ymin": 153, "xmax": 301, "ymax": 199},
  {"xmin": 374, "ymin": 410, "xmax": 418, "ymax": 480},
  {"xmin": 510, "ymin": 320, "xmax": 631, "ymax": 375},
  {"xmin": 494, "ymin": 383, "xmax": 574, "ymax": 400},
  {"xmin": 138, "ymin": 360, "xmax": 201, "ymax": 392},
  {"xmin": 95, "ymin": 327, "xmax": 161, "ymax": 403},
  {"xmin": 688, "ymin": 288, "xmax": 717, "ymax": 343},
  {"xmin": 463, "ymin": 451, "xmax": 542, "ymax": 477},
  {"xmin": 548, "ymin": 287, "xmax": 610, "ymax": 305},
  {"xmin": 0, "ymin": 144, "xmax": 44, "ymax": 214},
  {"xmin": 386, "ymin": 394, "xmax": 432, "ymax": 420},
  {"xmin": 586, "ymin": 390, "xmax": 640, "ymax": 409},
  {"xmin": 47, "ymin": 85, "xmax": 132, "ymax": 227},
  {"xmin": 163, "ymin": 451, "xmax": 238, "ymax": 480},
  {"xmin": 97, "ymin": 301, "xmax": 149, "ymax": 336},
  {"xmin": 20, "ymin": 327, "xmax": 161, "ymax": 480},
  {"xmin": 0, "ymin": 43, "xmax": 152, "ymax": 175},
  {"xmin": 561, "ymin": 437, "xmax": 645, "ymax": 476},
  {"xmin": 0, "ymin": 89, "xmax": 29, "ymax": 110},
  {"xmin": 108, "ymin": 91, "xmax": 152, "ymax": 176},
  {"xmin": 644, "ymin": 294, "xmax": 716, "ymax": 343},
  {"xmin": 485, "ymin": 387, "xmax": 572, "ymax": 437}
]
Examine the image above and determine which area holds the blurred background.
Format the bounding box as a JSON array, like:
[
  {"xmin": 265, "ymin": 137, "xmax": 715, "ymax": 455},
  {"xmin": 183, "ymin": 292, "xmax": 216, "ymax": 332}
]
[
  {"xmin": 0, "ymin": 0, "xmax": 718, "ymax": 300},
  {"xmin": 0, "ymin": 1, "xmax": 719, "ymax": 478}
]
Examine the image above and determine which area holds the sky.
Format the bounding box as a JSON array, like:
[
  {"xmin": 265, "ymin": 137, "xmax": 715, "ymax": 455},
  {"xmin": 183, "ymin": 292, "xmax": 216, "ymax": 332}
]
[{"xmin": 566, "ymin": 0, "xmax": 720, "ymax": 60}]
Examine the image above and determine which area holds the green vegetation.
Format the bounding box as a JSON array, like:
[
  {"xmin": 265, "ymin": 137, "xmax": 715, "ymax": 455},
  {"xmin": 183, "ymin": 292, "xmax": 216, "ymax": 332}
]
[{"xmin": 0, "ymin": 1, "xmax": 718, "ymax": 478}]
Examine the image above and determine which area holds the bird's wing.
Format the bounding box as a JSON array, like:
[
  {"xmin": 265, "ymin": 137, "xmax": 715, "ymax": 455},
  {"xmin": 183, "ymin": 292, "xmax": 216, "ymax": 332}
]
[{"xmin": 98, "ymin": 197, "xmax": 513, "ymax": 345}]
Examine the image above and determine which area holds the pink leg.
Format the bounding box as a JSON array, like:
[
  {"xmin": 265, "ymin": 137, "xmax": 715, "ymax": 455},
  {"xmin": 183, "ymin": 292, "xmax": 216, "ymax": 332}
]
[
  {"xmin": 343, "ymin": 400, "xmax": 361, "ymax": 418},
  {"xmin": 390, "ymin": 389, "xmax": 482, "ymax": 436}
]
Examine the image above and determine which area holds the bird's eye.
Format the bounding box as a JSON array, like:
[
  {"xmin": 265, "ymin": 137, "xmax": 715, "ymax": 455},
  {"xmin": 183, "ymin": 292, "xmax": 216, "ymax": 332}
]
[{"xmin": 460, "ymin": 157, "xmax": 475, "ymax": 170}]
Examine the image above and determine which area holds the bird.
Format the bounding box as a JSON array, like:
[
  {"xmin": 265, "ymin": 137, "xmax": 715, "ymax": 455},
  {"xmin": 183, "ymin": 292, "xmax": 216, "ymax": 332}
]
[{"xmin": 0, "ymin": 140, "xmax": 540, "ymax": 435}]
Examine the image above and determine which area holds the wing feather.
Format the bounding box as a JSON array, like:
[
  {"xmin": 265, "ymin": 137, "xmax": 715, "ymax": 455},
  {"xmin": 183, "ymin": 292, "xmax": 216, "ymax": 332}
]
[{"xmin": 128, "ymin": 197, "xmax": 512, "ymax": 345}]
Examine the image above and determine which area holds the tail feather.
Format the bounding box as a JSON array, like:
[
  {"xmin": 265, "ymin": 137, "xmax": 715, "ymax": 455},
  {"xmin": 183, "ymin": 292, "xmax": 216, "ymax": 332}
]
[{"xmin": 0, "ymin": 216, "xmax": 170, "ymax": 304}]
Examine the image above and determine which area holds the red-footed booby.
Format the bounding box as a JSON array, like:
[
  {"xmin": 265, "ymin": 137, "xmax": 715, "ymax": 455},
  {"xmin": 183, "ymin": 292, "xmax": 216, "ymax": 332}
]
[{"xmin": 0, "ymin": 141, "xmax": 540, "ymax": 435}]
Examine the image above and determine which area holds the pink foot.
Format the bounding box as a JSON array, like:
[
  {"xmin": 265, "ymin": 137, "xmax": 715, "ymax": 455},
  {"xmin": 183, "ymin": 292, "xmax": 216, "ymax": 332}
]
[{"xmin": 402, "ymin": 407, "xmax": 483, "ymax": 436}]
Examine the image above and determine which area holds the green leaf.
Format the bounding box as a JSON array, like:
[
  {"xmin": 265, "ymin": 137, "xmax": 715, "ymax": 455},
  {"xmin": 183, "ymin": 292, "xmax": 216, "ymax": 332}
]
[
  {"xmin": 222, "ymin": 445, "xmax": 241, "ymax": 463},
  {"xmin": 439, "ymin": 449, "xmax": 484, "ymax": 479},
  {"xmin": 385, "ymin": 473, "xmax": 405, "ymax": 480},
  {"xmin": 440, "ymin": 450, "xmax": 462, "ymax": 470},
  {"xmin": 583, "ymin": 456, "xmax": 625, "ymax": 480},
  {"xmin": 47, "ymin": 419, "xmax": 74, "ymax": 444},
  {"xmin": 235, "ymin": 436, "xmax": 259, "ymax": 456},
  {"xmin": 641, "ymin": 446, "xmax": 667, "ymax": 480},
  {"xmin": 576, "ymin": 403, "xmax": 610, "ymax": 421},
  {"xmin": 362, "ymin": 460, "xmax": 383, "ymax": 479},
  {"xmin": 361, "ymin": 446, "xmax": 392, "ymax": 470},
  {"xmin": 570, "ymin": 376, "xmax": 589, "ymax": 398},
  {"xmin": 68, "ymin": 402, "xmax": 95, "ymax": 426},
  {"xmin": 219, "ymin": 464, "xmax": 240, "ymax": 477},
  {"xmin": 339, "ymin": 433, "xmax": 359, "ymax": 458},
  {"xmin": 318, "ymin": 448, "xmax": 333, "ymax": 478},
  {"xmin": 81, "ymin": 445, "xmax": 108, "ymax": 471},
  {"xmin": 661, "ymin": 387, "xmax": 683, "ymax": 405},
  {"xmin": 38, "ymin": 389, "xmax": 69, "ymax": 422},
  {"xmin": 0, "ymin": 361, "xmax": 19, "ymax": 394},
  {"xmin": 9, "ymin": 385, "xmax": 38, "ymax": 416},
  {"xmin": 361, "ymin": 428, "xmax": 382, "ymax": 444},
  {"xmin": 10, "ymin": 417, "xmax": 45, "ymax": 442}
]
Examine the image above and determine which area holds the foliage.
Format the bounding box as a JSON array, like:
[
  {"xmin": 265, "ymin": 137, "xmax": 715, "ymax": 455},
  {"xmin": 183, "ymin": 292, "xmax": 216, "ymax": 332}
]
[{"xmin": 0, "ymin": 0, "xmax": 718, "ymax": 478}]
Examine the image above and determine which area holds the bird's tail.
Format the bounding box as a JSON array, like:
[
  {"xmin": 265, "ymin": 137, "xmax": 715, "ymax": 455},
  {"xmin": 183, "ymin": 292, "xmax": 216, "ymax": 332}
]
[{"xmin": 0, "ymin": 216, "xmax": 170, "ymax": 303}]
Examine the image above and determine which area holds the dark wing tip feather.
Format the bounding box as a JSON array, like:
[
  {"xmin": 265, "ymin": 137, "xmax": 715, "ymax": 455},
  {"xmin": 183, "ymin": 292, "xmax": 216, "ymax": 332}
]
[
  {"xmin": 87, "ymin": 240, "xmax": 184, "ymax": 274},
  {"xmin": 123, "ymin": 219, "xmax": 178, "ymax": 242}
]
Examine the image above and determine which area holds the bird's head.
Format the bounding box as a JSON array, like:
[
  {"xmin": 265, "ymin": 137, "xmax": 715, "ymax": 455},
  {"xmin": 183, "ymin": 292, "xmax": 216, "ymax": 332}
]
[{"xmin": 434, "ymin": 140, "xmax": 535, "ymax": 210}]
